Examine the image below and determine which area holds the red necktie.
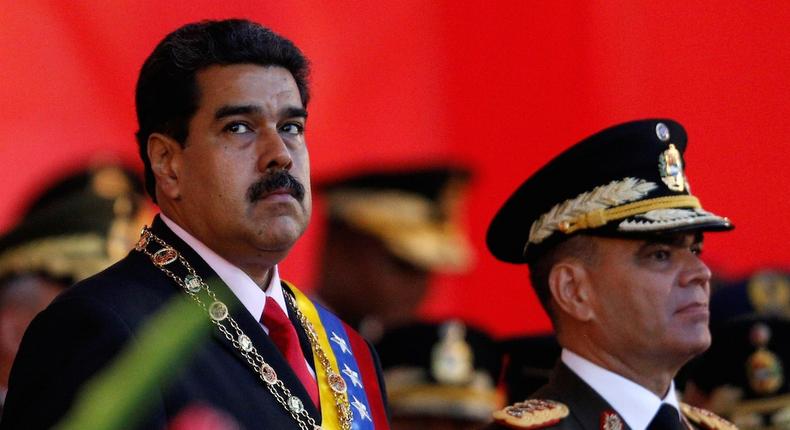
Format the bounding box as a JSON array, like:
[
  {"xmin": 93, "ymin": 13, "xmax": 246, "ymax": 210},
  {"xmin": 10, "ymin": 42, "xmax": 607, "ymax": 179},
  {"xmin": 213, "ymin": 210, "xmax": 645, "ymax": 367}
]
[{"xmin": 261, "ymin": 296, "xmax": 320, "ymax": 407}]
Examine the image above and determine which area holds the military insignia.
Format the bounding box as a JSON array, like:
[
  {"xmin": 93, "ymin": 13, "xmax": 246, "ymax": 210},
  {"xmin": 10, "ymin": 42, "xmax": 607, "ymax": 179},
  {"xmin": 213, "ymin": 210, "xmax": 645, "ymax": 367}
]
[
  {"xmin": 747, "ymin": 271, "xmax": 790, "ymax": 316},
  {"xmin": 680, "ymin": 403, "xmax": 738, "ymax": 430},
  {"xmin": 493, "ymin": 399, "xmax": 570, "ymax": 429},
  {"xmin": 600, "ymin": 411, "xmax": 624, "ymax": 430},
  {"xmin": 746, "ymin": 323, "xmax": 784, "ymax": 395},
  {"xmin": 656, "ymin": 122, "xmax": 671, "ymax": 142},
  {"xmin": 431, "ymin": 320, "xmax": 473, "ymax": 385},
  {"xmin": 658, "ymin": 143, "xmax": 686, "ymax": 192}
]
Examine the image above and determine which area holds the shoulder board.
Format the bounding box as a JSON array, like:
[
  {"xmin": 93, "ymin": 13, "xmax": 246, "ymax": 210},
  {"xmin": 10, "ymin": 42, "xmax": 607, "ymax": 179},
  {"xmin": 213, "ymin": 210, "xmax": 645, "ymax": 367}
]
[
  {"xmin": 492, "ymin": 399, "xmax": 570, "ymax": 429},
  {"xmin": 680, "ymin": 403, "xmax": 738, "ymax": 430}
]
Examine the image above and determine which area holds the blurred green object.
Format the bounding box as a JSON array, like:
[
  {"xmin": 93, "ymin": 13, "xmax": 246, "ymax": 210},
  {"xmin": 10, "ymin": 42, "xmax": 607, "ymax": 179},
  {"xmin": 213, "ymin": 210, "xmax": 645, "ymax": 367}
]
[{"xmin": 54, "ymin": 291, "xmax": 213, "ymax": 430}]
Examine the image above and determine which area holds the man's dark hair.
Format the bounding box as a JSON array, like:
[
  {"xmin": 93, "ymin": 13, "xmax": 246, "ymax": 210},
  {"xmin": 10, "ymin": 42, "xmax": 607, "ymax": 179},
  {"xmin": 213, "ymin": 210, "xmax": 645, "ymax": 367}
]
[
  {"xmin": 135, "ymin": 19, "xmax": 310, "ymax": 202},
  {"xmin": 528, "ymin": 235, "xmax": 598, "ymax": 327}
]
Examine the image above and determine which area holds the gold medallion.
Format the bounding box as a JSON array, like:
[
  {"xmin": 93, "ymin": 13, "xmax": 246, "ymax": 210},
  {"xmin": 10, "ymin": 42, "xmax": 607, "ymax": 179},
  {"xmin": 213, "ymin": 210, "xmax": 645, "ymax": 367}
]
[
  {"xmin": 328, "ymin": 372, "xmax": 347, "ymax": 394},
  {"xmin": 208, "ymin": 301, "xmax": 229, "ymax": 321},
  {"xmin": 288, "ymin": 396, "xmax": 304, "ymax": 413},
  {"xmin": 184, "ymin": 274, "xmax": 202, "ymax": 293},
  {"xmin": 260, "ymin": 363, "xmax": 278, "ymax": 384},
  {"xmin": 238, "ymin": 334, "xmax": 253, "ymax": 352},
  {"xmin": 152, "ymin": 247, "xmax": 178, "ymax": 266},
  {"xmin": 658, "ymin": 143, "xmax": 686, "ymax": 192}
]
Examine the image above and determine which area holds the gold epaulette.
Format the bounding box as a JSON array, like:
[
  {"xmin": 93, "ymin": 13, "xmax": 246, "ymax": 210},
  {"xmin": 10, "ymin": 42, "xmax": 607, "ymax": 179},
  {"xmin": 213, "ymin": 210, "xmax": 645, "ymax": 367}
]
[
  {"xmin": 680, "ymin": 403, "xmax": 739, "ymax": 430},
  {"xmin": 492, "ymin": 399, "xmax": 570, "ymax": 429}
]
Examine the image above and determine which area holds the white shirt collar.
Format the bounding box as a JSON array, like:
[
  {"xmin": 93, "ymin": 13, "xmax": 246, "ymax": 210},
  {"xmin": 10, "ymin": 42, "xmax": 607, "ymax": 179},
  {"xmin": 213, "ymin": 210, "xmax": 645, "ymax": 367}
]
[
  {"xmin": 160, "ymin": 213, "xmax": 287, "ymax": 325},
  {"xmin": 561, "ymin": 348, "xmax": 680, "ymax": 430}
]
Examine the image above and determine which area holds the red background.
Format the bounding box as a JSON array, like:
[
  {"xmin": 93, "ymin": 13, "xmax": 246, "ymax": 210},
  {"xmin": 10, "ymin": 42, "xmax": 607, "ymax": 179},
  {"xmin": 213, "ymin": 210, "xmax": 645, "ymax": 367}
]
[{"xmin": 1, "ymin": 1, "xmax": 788, "ymax": 336}]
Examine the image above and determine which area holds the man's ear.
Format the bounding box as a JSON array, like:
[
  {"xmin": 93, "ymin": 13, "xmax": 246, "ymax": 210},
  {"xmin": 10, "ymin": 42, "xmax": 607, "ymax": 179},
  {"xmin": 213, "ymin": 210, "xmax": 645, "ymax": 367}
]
[
  {"xmin": 548, "ymin": 260, "xmax": 595, "ymax": 322},
  {"xmin": 147, "ymin": 133, "xmax": 183, "ymax": 201}
]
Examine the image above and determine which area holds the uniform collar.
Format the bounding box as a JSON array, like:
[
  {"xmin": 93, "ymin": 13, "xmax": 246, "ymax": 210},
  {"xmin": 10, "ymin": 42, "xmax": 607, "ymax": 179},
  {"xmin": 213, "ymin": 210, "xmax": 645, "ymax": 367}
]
[
  {"xmin": 562, "ymin": 348, "xmax": 680, "ymax": 430},
  {"xmin": 160, "ymin": 213, "xmax": 287, "ymax": 326}
]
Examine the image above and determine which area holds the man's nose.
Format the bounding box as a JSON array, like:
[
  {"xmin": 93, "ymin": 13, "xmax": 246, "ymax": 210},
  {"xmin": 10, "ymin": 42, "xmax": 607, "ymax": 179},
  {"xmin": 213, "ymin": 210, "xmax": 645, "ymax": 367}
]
[
  {"xmin": 257, "ymin": 128, "xmax": 293, "ymax": 171},
  {"xmin": 679, "ymin": 253, "xmax": 712, "ymax": 289}
]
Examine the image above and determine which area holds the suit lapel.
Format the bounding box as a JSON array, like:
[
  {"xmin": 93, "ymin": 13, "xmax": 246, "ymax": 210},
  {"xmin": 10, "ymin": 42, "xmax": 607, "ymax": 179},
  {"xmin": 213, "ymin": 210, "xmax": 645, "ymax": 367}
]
[
  {"xmin": 537, "ymin": 361, "xmax": 631, "ymax": 430},
  {"xmin": 147, "ymin": 217, "xmax": 321, "ymax": 420}
]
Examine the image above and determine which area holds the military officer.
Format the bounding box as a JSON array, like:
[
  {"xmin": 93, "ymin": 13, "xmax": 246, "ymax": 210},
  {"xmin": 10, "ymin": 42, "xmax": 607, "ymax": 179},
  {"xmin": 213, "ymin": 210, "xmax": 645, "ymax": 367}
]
[
  {"xmin": 484, "ymin": 119, "xmax": 737, "ymax": 430},
  {"xmin": 315, "ymin": 166, "xmax": 473, "ymax": 340}
]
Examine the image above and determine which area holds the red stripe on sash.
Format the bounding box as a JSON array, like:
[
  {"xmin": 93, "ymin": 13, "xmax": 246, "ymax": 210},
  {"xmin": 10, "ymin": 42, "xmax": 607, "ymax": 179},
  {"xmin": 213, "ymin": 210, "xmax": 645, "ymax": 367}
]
[{"xmin": 343, "ymin": 322, "xmax": 390, "ymax": 429}]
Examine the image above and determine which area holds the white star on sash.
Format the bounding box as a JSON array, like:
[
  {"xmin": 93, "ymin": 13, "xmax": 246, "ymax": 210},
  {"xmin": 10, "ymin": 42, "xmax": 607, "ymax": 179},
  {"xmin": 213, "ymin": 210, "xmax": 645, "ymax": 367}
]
[
  {"xmin": 351, "ymin": 395, "xmax": 371, "ymax": 421},
  {"xmin": 330, "ymin": 331, "xmax": 351, "ymax": 354},
  {"xmin": 342, "ymin": 363, "xmax": 363, "ymax": 388}
]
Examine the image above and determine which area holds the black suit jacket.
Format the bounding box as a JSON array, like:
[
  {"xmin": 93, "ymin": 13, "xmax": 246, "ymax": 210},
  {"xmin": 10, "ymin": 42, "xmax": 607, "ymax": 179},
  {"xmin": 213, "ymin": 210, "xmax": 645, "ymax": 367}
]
[
  {"xmin": 485, "ymin": 361, "xmax": 630, "ymax": 430},
  {"xmin": 0, "ymin": 217, "xmax": 387, "ymax": 429}
]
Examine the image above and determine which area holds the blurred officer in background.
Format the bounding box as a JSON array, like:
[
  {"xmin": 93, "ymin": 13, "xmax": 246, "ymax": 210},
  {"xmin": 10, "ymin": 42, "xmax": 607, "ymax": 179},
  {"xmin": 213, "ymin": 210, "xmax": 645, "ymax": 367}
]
[
  {"xmin": 0, "ymin": 164, "xmax": 147, "ymax": 412},
  {"xmin": 485, "ymin": 119, "xmax": 735, "ymax": 430},
  {"xmin": 683, "ymin": 270, "xmax": 790, "ymax": 430},
  {"xmin": 499, "ymin": 334, "xmax": 561, "ymax": 404},
  {"xmin": 316, "ymin": 166, "xmax": 473, "ymax": 340},
  {"xmin": 375, "ymin": 320, "xmax": 502, "ymax": 430}
]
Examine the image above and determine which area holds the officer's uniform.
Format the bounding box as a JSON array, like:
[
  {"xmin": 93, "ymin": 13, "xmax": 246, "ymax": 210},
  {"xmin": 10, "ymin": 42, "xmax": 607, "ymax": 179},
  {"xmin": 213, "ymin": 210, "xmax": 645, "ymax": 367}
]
[{"xmin": 483, "ymin": 119, "xmax": 737, "ymax": 430}]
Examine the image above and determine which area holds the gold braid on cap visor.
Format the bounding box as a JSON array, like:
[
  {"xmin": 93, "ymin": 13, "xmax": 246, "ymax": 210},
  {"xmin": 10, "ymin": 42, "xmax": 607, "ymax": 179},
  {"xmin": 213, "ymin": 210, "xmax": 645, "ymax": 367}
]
[{"xmin": 525, "ymin": 177, "xmax": 701, "ymax": 254}]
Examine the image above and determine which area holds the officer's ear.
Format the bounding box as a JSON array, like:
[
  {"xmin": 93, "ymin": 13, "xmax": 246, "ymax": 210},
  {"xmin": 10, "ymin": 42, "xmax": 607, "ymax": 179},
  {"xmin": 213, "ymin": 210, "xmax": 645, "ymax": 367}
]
[
  {"xmin": 548, "ymin": 259, "xmax": 595, "ymax": 322},
  {"xmin": 147, "ymin": 133, "xmax": 183, "ymax": 201}
]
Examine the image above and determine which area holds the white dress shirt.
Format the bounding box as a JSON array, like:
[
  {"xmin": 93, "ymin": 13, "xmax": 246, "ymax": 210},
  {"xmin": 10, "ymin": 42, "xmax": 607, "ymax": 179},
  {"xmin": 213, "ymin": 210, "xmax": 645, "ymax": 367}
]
[
  {"xmin": 562, "ymin": 348, "xmax": 681, "ymax": 430},
  {"xmin": 161, "ymin": 214, "xmax": 315, "ymax": 376}
]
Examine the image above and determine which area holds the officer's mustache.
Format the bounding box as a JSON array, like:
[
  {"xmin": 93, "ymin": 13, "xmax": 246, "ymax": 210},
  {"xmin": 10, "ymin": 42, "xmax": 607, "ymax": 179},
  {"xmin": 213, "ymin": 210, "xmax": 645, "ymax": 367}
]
[{"xmin": 247, "ymin": 170, "xmax": 305, "ymax": 203}]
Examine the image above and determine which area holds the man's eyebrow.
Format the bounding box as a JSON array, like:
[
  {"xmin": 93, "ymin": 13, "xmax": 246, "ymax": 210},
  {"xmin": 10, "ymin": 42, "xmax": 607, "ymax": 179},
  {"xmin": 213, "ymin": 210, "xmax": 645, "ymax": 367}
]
[
  {"xmin": 642, "ymin": 232, "xmax": 704, "ymax": 248},
  {"xmin": 283, "ymin": 106, "xmax": 308, "ymax": 119},
  {"xmin": 214, "ymin": 104, "xmax": 262, "ymax": 120},
  {"xmin": 213, "ymin": 105, "xmax": 307, "ymax": 121}
]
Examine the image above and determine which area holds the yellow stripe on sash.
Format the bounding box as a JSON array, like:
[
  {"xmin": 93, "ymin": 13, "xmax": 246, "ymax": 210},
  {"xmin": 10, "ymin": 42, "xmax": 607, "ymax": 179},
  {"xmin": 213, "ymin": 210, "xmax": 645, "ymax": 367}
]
[{"xmin": 287, "ymin": 282, "xmax": 342, "ymax": 429}]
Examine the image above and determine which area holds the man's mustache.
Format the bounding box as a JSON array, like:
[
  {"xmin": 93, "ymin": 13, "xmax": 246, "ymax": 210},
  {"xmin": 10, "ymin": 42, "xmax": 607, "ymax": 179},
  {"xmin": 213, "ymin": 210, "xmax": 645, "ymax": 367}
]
[{"xmin": 247, "ymin": 170, "xmax": 305, "ymax": 203}]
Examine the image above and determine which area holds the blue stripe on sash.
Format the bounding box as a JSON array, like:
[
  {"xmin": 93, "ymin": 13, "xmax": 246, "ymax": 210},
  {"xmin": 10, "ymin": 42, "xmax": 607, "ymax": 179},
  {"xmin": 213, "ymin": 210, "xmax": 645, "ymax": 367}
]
[{"xmin": 314, "ymin": 302, "xmax": 375, "ymax": 430}]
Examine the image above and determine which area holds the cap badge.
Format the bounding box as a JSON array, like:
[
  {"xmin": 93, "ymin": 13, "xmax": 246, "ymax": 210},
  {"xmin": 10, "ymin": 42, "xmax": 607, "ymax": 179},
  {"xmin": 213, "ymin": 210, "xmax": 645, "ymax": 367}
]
[
  {"xmin": 658, "ymin": 143, "xmax": 686, "ymax": 192},
  {"xmin": 746, "ymin": 323, "xmax": 784, "ymax": 395},
  {"xmin": 431, "ymin": 320, "xmax": 473, "ymax": 385},
  {"xmin": 600, "ymin": 411, "xmax": 624, "ymax": 430},
  {"xmin": 656, "ymin": 122, "xmax": 671, "ymax": 141},
  {"xmin": 747, "ymin": 271, "xmax": 790, "ymax": 316}
]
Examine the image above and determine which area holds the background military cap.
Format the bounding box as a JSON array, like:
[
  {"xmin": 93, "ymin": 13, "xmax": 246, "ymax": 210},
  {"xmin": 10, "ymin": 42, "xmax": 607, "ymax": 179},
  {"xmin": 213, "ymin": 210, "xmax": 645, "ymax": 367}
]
[
  {"xmin": 487, "ymin": 118, "xmax": 733, "ymax": 263},
  {"xmin": 0, "ymin": 164, "xmax": 149, "ymax": 284},
  {"xmin": 686, "ymin": 317, "xmax": 790, "ymax": 428},
  {"xmin": 375, "ymin": 320, "xmax": 503, "ymax": 422},
  {"xmin": 319, "ymin": 165, "xmax": 473, "ymax": 272}
]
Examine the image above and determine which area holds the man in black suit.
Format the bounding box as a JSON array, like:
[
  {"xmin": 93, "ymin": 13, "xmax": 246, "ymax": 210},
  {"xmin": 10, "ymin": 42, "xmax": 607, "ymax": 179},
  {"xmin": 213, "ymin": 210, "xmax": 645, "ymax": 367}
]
[
  {"xmin": 485, "ymin": 120, "xmax": 736, "ymax": 430},
  {"xmin": 1, "ymin": 19, "xmax": 388, "ymax": 430}
]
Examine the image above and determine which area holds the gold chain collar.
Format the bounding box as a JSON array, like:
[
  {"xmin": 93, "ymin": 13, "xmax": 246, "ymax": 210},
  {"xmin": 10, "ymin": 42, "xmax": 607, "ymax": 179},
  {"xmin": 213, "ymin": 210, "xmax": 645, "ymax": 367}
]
[{"xmin": 135, "ymin": 226, "xmax": 353, "ymax": 430}]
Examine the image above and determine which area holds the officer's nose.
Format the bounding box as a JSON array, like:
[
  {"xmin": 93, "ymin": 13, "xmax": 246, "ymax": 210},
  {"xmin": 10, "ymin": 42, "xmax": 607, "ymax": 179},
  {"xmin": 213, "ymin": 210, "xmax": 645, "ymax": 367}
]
[{"xmin": 679, "ymin": 252, "xmax": 712, "ymax": 291}]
